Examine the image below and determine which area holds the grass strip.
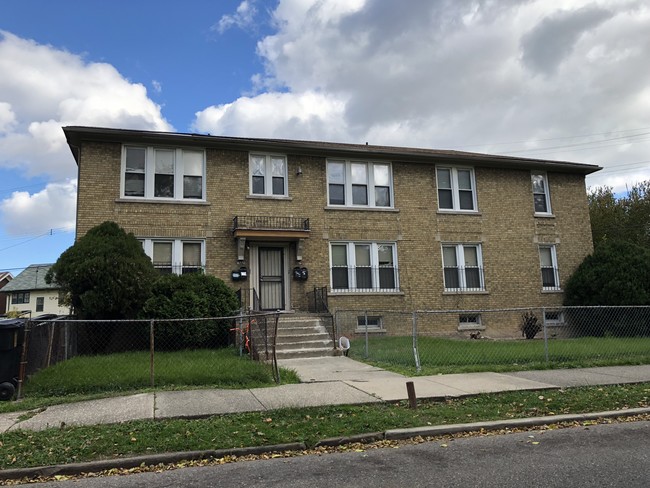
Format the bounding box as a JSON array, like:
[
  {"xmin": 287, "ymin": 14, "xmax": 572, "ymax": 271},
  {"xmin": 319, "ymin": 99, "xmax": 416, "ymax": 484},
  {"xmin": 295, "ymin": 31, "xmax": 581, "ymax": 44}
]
[
  {"xmin": 350, "ymin": 336, "xmax": 650, "ymax": 375},
  {"xmin": 1, "ymin": 382, "xmax": 648, "ymax": 470},
  {"xmin": 0, "ymin": 349, "xmax": 300, "ymax": 414}
]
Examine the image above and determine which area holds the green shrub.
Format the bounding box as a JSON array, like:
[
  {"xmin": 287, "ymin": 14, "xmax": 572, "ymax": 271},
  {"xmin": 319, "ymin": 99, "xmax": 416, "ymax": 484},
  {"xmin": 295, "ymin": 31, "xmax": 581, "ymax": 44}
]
[
  {"xmin": 46, "ymin": 221, "xmax": 157, "ymax": 320},
  {"xmin": 564, "ymin": 240, "xmax": 650, "ymax": 336},
  {"xmin": 141, "ymin": 273, "xmax": 240, "ymax": 350}
]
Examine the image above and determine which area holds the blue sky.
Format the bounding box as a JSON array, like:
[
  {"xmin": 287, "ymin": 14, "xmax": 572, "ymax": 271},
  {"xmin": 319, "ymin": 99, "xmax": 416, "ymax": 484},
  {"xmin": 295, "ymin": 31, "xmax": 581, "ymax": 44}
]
[{"xmin": 1, "ymin": 0, "xmax": 650, "ymax": 276}]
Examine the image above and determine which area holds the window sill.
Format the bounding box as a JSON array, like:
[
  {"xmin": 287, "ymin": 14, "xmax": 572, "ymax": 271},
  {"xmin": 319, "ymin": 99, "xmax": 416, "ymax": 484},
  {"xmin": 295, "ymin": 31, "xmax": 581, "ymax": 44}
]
[
  {"xmin": 324, "ymin": 206, "xmax": 399, "ymax": 212},
  {"xmin": 437, "ymin": 210, "xmax": 481, "ymax": 216},
  {"xmin": 534, "ymin": 213, "xmax": 555, "ymax": 219},
  {"xmin": 247, "ymin": 195, "xmax": 293, "ymax": 201},
  {"xmin": 116, "ymin": 198, "xmax": 209, "ymax": 205},
  {"xmin": 443, "ymin": 290, "xmax": 489, "ymax": 295},
  {"xmin": 541, "ymin": 288, "xmax": 563, "ymax": 293},
  {"xmin": 329, "ymin": 291, "xmax": 404, "ymax": 296},
  {"xmin": 458, "ymin": 324, "xmax": 486, "ymax": 331},
  {"xmin": 354, "ymin": 328, "xmax": 386, "ymax": 334}
]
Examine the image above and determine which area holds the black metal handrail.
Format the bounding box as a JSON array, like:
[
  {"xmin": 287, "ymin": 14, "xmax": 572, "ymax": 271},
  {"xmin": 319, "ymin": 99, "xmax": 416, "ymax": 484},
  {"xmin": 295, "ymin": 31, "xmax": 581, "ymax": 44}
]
[
  {"xmin": 307, "ymin": 286, "xmax": 329, "ymax": 314},
  {"xmin": 233, "ymin": 216, "xmax": 310, "ymax": 232}
]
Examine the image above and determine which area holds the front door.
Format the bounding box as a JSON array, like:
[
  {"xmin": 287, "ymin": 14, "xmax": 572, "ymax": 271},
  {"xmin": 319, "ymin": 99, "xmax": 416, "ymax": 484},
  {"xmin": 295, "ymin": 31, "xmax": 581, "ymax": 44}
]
[{"xmin": 259, "ymin": 247, "xmax": 284, "ymax": 310}]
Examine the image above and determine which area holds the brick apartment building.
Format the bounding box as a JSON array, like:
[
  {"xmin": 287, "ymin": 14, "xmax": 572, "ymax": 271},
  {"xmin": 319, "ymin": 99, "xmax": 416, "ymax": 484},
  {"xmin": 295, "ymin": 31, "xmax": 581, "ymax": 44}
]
[{"xmin": 64, "ymin": 126, "xmax": 600, "ymax": 336}]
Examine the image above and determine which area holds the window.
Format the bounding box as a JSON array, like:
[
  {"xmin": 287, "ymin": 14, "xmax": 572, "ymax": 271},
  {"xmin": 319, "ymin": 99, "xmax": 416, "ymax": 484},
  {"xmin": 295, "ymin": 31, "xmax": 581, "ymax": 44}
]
[
  {"xmin": 327, "ymin": 160, "xmax": 393, "ymax": 208},
  {"xmin": 330, "ymin": 242, "xmax": 398, "ymax": 291},
  {"xmin": 122, "ymin": 146, "xmax": 205, "ymax": 200},
  {"xmin": 544, "ymin": 310, "xmax": 564, "ymax": 326},
  {"xmin": 11, "ymin": 292, "xmax": 30, "ymax": 304},
  {"xmin": 437, "ymin": 167, "xmax": 477, "ymax": 211},
  {"xmin": 539, "ymin": 245, "xmax": 560, "ymax": 290},
  {"xmin": 141, "ymin": 239, "xmax": 205, "ymax": 275},
  {"xmin": 459, "ymin": 314, "xmax": 483, "ymax": 329},
  {"xmin": 442, "ymin": 244, "xmax": 484, "ymax": 291},
  {"xmin": 356, "ymin": 316, "xmax": 383, "ymax": 330},
  {"xmin": 532, "ymin": 173, "xmax": 551, "ymax": 214},
  {"xmin": 250, "ymin": 154, "xmax": 287, "ymax": 196},
  {"xmin": 36, "ymin": 297, "xmax": 44, "ymax": 312}
]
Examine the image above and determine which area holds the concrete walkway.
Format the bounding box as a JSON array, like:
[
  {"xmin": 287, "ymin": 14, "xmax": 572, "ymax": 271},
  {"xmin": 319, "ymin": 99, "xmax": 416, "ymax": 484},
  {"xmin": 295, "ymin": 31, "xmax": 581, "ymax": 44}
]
[{"xmin": 1, "ymin": 359, "xmax": 649, "ymax": 432}]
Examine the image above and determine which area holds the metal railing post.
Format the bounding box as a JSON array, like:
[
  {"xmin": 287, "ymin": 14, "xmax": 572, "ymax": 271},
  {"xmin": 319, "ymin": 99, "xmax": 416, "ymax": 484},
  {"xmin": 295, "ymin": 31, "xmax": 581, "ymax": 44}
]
[
  {"xmin": 542, "ymin": 308, "xmax": 549, "ymax": 364},
  {"xmin": 364, "ymin": 311, "xmax": 369, "ymax": 359},
  {"xmin": 149, "ymin": 319, "xmax": 155, "ymax": 388},
  {"xmin": 412, "ymin": 311, "xmax": 421, "ymax": 373}
]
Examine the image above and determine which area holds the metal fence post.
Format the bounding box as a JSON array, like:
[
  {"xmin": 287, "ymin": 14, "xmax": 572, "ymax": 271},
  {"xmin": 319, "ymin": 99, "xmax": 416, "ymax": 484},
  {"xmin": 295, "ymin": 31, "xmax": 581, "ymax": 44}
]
[
  {"xmin": 16, "ymin": 319, "xmax": 32, "ymax": 400},
  {"xmin": 412, "ymin": 311, "xmax": 421, "ymax": 373},
  {"xmin": 542, "ymin": 308, "xmax": 549, "ymax": 364},
  {"xmin": 364, "ymin": 311, "xmax": 369, "ymax": 359},
  {"xmin": 149, "ymin": 319, "xmax": 155, "ymax": 388}
]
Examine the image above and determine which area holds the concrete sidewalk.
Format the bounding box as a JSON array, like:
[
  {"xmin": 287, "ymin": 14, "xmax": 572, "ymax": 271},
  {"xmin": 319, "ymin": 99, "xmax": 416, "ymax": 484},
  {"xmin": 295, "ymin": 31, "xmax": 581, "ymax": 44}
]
[{"xmin": 1, "ymin": 359, "xmax": 649, "ymax": 432}]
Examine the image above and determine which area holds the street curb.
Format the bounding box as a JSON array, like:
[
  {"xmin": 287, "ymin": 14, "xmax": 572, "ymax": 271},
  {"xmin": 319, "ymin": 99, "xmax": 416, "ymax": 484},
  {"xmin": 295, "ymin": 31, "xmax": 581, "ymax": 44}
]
[
  {"xmin": 315, "ymin": 432, "xmax": 385, "ymax": 447},
  {"xmin": 0, "ymin": 442, "xmax": 306, "ymax": 481},
  {"xmin": 384, "ymin": 407, "xmax": 650, "ymax": 440},
  {"xmin": 1, "ymin": 408, "xmax": 649, "ymax": 481}
]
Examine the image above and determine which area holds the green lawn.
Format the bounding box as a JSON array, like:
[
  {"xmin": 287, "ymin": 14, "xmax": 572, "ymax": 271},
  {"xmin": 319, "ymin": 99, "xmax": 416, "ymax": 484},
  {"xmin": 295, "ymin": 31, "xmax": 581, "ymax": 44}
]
[
  {"xmin": 1, "ymin": 382, "xmax": 648, "ymax": 470},
  {"xmin": 350, "ymin": 335, "xmax": 650, "ymax": 375},
  {"xmin": 0, "ymin": 348, "xmax": 299, "ymax": 413}
]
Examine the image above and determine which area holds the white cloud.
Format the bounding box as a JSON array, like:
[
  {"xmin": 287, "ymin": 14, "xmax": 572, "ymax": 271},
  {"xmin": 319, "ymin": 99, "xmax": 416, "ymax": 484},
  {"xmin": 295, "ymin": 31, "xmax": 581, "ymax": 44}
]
[
  {"xmin": 0, "ymin": 102, "xmax": 16, "ymax": 133},
  {"xmin": 0, "ymin": 31, "xmax": 173, "ymax": 179},
  {"xmin": 194, "ymin": 0, "xmax": 650, "ymax": 193},
  {"xmin": 152, "ymin": 80, "xmax": 162, "ymax": 94},
  {"xmin": 0, "ymin": 31, "xmax": 174, "ymax": 236},
  {"xmin": 214, "ymin": 0, "xmax": 259, "ymax": 34},
  {"xmin": 1, "ymin": 180, "xmax": 77, "ymax": 235},
  {"xmin": 194, "ymin": 91, "xmax": 348, "ymax": 140}
]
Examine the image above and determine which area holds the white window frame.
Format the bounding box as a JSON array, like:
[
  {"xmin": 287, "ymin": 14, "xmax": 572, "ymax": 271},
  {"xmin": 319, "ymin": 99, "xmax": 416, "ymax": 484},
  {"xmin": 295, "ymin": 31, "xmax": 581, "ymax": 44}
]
[
  {"xmin": 356, "ymin": 315, "xmax": 384, "ymax": 331},
  {"xmin": 121, "ymin": 146, "xmax": 206, "ymax": 201},
  {"xmin": 539, "ymin": 245, "xmax": 560, "ymax": 290},
  {"xmin": 249, "ymin": 153, "xmax": 288, "ymax": 197},
  {"xmin": 442, "ymin": 243, "xmax": 485, "ymax": 292},
  {"xmin": 458, "ymin": 313, "xmax": 484, "ymax": 330},
  {"xmin": 327, "ymin": 160, "xmax": 394, "ymax": 209},
  {"xmin": 531, "ymin": 172, "xmax": 552, "ymax": 215},
  {"xmin": 140, "ymin": 238, "xmax": 205, "ymax": 275},
  {"xmin": 544, "ymin": 310, "xmax": 565, "ymax": 326},
  {"xmin": 436, "ymin": 166, "xmax": 478, "ymax": 212},
  {"xmin": 329, "ymin": 242, "xmax": 399, "ymax": 292}
]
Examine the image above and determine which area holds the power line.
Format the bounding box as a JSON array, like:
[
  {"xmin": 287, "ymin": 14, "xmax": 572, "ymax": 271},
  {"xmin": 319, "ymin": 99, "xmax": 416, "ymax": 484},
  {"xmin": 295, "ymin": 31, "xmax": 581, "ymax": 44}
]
[
  {"xmin": 457, "ymin": 126, "xmax": 650, "ymax": 150},
  {"xmin": 503, "ymin": 131, "xmax": 650, "ymax": 155}
]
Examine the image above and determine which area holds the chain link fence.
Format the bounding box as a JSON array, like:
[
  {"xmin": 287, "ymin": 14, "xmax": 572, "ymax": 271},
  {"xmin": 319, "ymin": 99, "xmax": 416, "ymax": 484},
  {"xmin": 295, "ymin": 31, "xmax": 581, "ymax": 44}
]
[
  {"xmin": 13, "ymin": 311, "xmax": 282, "ymax": 399},
  {"xmin": 335, "ymin": 306, "xmax": 650, "ymax": 374}
]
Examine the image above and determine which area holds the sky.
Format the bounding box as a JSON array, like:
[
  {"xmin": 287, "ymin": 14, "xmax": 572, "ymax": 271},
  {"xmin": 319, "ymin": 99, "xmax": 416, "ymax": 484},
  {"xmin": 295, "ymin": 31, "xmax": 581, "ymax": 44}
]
[{"xmin": 1, "ymin": 0, "xmax": 649, "ymax": 276}]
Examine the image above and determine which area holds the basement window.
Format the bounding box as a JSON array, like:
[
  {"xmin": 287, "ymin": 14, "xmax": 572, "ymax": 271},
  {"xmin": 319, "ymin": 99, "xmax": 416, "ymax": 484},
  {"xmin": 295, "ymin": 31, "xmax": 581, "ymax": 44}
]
[{"xmin": 458, "ymin": 313, "xmax": 484, "ymax": 330}]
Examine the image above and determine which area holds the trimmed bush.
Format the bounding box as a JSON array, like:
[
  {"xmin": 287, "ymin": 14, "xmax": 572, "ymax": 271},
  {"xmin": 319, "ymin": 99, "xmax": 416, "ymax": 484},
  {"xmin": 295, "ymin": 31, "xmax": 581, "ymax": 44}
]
[
  {"xmin": 46, "ymin": 221, "xmax": 158, "ymax": 320},
  {"xmin": 564, "ymin": 240, "xmax": 650, "ymax": 336},
  {"xmin": 141, "ymin": 273, "xmax": 240, "ymax": 350}
]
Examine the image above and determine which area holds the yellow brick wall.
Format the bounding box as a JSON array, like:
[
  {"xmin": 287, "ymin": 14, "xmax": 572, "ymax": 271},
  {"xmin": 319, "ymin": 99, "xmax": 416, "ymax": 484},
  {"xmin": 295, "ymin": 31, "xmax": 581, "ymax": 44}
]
[{"xmin": 76, "ymin": 140, "xmax": 594, "ymax": 335}]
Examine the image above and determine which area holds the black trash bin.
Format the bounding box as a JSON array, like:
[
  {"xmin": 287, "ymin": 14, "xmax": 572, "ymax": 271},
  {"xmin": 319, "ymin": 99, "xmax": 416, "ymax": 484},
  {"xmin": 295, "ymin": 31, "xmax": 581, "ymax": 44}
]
[{"xmin": 0, "ymin": 318, "xmax": 27, "ymax": 401}]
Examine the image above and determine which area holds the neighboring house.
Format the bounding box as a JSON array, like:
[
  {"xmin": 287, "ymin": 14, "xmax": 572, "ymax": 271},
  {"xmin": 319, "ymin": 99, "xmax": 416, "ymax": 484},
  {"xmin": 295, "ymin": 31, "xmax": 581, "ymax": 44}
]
[
  {"xmin": 64, "ymin": 126, "xmax": 600, "ymax": 336},
  {"xmin": 2, "ymin": 264, "xmax": 70, "ymax": 316},
  {"xmin": 0, "ymin": 271, "xmax": 13, "ymax": 315}
]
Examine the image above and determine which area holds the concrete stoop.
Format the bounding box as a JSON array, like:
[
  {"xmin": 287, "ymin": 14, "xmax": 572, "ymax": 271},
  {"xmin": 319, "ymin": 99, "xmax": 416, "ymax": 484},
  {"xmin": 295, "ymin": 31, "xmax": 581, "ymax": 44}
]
[{"xmin": 275, "ymin": 314, "xmax": 336, "ymax": 359}]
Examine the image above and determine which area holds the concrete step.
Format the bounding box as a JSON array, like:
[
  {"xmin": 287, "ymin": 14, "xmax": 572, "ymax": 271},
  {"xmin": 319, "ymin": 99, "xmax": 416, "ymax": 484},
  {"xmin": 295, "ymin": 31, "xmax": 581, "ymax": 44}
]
[
  {"xmin": 276, "ymin": 333, "xmax": 332, "ymax": 344},
  {"xmin": 276, "ymin": 347, "xmax": 336, "ymax": 360},
  {"xmin": 275, "ymin": 339, "xmax": 333, "ymax": 351},
  {"xmin": 272, "ymin": 313, "xmax": 335, "ymax": 359},
  {"xmin": 277, "ymin": 326, "xmax": 325, "ymax": 336}
]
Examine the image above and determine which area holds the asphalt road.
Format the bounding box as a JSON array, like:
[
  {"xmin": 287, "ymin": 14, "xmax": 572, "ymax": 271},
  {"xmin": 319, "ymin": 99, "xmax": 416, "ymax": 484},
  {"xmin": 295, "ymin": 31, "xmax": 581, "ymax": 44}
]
[{"xmin": 38, "ymin": 421, "xmax": 650, "ymax": 487}]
